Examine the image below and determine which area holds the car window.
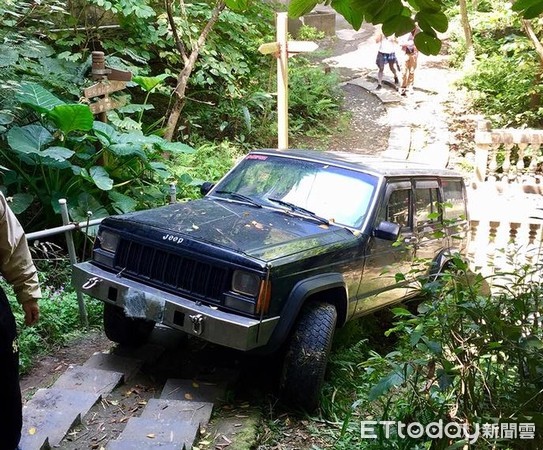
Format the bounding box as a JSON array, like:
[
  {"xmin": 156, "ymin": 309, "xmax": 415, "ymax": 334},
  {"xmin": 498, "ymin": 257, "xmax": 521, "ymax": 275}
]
[
  {"xmin": 213, "ymin": 155, "xmax": 378, "ymax": 228},
  {"xmin": 414, "ymin": 187, "xmax": 440, "ymax": 227},
  {"xmin": 442, "ymin": 179, "xmax": 466, "ymax": 221},
  {"xmin": 386, "ymin": 189, "xmax": 411, "ymax": 229}
]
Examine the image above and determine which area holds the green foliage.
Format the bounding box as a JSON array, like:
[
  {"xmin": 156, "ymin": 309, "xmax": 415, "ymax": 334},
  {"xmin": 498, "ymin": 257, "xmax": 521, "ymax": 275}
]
[
  {"xmin": 321, "ymin": 258, "xmax": 543, "ymax": 449},
  {"xmin": 288, "ymin": 58, "xmax": 343, "ymax": 137},
  {"xmin": 0, "ymin": 83, "xmax": 194, "ymax": 230},
  {"xmin": 297, "ymin": 24, "xmax": 326, "ymax": 41},
  {"xmin": 290, "ymin": 0, "xmax": 543, "ymax": 55},
  {"xmin": 171, "ymin": 141, "xmax": 244, "ymax": 200},
  {"xmin": 289, "ymin": 0, "xmax": 444, "ymax": 55},
  {"xmin": 4, "ymin": 280, "xmax": 103, "ymax": 374},
  {"xmin": 452, "ymin": 2, "xmax": 543, "ymax": 127}
]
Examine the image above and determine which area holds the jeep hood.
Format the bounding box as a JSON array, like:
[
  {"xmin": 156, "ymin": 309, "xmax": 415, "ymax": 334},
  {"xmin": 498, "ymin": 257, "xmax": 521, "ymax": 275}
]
[{"xmin": 104, "ymin": 198, "xmax": 356, "ymax": 261}]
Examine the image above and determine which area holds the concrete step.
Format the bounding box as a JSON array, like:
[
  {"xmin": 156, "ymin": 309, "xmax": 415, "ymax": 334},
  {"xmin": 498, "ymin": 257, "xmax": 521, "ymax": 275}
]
[
  {"xmin": 161, "ymin": 378, "xmax": 226, "ymax": 403},
  {"xmin": 141, "ymin": 398, "xmax": 213, "ymax": 427},
  {"xmin": 20, "ymin": 388, "xmax": 101, "ymax": 449},
  {"xmin": 106, "ymin": 439, "xmax": 182, "ymax": 449},
  {"xmin": 52, "ymin": 364, "xmax": 124, "ymax": 395},
  {"xmin": 107, "ymin": 416, "xmax": 198, "ymax": 450},
  {"xmin": 84, "ymin": 351, "xmax": 144, "ymax": 381}
]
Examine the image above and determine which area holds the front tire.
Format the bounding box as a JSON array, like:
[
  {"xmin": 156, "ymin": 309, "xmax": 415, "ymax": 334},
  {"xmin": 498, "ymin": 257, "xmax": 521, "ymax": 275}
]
[
  {"xmin": 279, "ymin": 302, "xmax": 337, "ymax": 411},
  {"xmin": 103, "ymin": 303, "xmax": 155, "ymax": 347}
]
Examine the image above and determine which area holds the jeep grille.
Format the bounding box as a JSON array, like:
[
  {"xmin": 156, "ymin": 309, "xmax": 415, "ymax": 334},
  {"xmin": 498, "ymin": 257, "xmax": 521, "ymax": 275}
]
[{"xmin": 114, "ymin": 239, "xmax": 229, "ymax": 303}]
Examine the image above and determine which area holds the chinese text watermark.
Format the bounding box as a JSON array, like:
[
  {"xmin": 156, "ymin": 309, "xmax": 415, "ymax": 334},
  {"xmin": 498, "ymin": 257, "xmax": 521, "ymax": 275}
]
[{"xmin": 361, "ymin": 420, "xmax": 536, "ymax": 444}]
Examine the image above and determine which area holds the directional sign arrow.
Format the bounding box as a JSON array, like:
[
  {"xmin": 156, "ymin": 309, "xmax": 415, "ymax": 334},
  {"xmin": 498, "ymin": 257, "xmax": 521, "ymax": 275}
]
[
  {"xmin": 84, "ymin": 80, "xmax": 127, "ymax": 98},
  {"xmin": 258, "ymin": 42, "xmax": 280, "ymax": 55},
  {"xmin": 259, "ymin": 40, "xmax": 318, "ymax": 56},
  {"xmin": 287, "ymin": 41, "xmax": 319, "ymax": 53}
]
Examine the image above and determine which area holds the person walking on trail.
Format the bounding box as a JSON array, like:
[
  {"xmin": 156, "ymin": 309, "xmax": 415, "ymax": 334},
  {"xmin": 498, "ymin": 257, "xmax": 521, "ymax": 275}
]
[
  {"xmin": 399, "ymin": 28, "xmax": 419, "ymax": 96},
  {"xmin": 375, "ymin": 29, "xmax": 399, "ymax": 90},
  {"xmin": 0, "ymin": 191, "xmax": 42, "ymax": 450}
]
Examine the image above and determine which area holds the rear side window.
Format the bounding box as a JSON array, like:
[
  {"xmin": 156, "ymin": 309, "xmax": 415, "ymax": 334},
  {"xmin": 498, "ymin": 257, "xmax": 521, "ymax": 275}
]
[
  {"xmin": 442, "ymin": 179, "xmax": 466, "ymax": 221},
  {"xmin": 414, "ymin": 180, "xmax": 440, "ymax": 227},
  {"xmin": 387, "ymin": 189, "xmax": 411, "ymax": 229}
]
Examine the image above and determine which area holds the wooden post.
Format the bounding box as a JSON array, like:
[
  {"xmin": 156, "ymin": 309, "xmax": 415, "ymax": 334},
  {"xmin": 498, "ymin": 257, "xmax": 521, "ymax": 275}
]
[
  {"xmin": 91, "ymin": 51, "xmax": 108, "ymax": 123},
  {"xmin": 258, "ymin": 16, "xmax": 317, "ymax": 151},
  {"xmin": 277, "ymin": 12, "xmax": 289, "ymax": 150}
]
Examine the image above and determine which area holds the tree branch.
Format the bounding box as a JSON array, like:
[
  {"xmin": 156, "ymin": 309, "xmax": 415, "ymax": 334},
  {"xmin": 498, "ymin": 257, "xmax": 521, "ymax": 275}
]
[
  {"xmin": 522, "ymin": 19, "xmax": 543, "ymax": 65},
  {"xmin": 165, "ymin": 0, "xmax": 188, "ymax": 64}
]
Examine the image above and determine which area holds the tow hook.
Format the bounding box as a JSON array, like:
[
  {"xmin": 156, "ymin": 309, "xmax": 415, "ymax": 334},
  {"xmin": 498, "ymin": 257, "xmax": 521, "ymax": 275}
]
[
  {"xmin": 189, "ymin": 314, "xmax": 205, "ymax": 335},
  {"xmin": 82, "ymin": 277, "xmax": 102, "ymax": 290}
]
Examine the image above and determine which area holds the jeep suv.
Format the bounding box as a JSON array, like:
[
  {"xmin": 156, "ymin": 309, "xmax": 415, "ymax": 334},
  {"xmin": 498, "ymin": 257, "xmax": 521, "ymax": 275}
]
[{"xmin": 73, "ymin": 149, "xmax": 468, "ymax": 410}]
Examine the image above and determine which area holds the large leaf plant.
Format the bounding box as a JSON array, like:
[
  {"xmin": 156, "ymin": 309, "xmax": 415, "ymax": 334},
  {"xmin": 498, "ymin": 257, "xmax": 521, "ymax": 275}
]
[{"xmin": 0, "ymin": 83, "xmax": 194, "ymax": 231}]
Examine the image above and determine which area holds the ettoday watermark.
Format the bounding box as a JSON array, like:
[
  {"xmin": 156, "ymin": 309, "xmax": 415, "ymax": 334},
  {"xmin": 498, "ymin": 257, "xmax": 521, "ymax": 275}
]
[{"xmin": 361, "ymin": 420, "xmax": 536, "ymax": 444}]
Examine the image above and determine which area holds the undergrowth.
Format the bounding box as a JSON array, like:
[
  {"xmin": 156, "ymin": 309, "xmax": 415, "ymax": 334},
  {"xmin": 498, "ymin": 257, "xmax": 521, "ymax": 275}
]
[{"xmin": 3, "ymin": 278, "xmax": 103, "ymax": 374}]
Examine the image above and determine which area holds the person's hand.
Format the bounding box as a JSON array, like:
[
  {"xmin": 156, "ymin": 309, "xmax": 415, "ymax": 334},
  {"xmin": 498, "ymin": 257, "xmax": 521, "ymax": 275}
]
[{"xmin": 22, "ymin": 299, "xmax": 40, "ymax": 326}]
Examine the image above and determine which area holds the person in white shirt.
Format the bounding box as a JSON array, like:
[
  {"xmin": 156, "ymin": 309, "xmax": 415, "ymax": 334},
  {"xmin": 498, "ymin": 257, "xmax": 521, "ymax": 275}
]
[{"xmin": 375, "ymin": 30, "xmax": 399, "ymax": 90}]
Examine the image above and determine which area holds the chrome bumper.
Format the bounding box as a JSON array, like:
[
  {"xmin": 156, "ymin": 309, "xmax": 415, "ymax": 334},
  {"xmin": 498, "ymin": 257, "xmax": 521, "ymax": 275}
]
[{"xmin": 72, "ymin": 262, "xmax": 279, "ymax": 351}]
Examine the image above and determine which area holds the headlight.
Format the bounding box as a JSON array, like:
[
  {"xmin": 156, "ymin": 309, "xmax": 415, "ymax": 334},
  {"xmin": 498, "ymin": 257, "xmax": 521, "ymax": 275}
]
[
  {"xmin": 232, "ymin": 270, "xmax": 260, "ymax": 297},
  {"xmin": 97, "ymin": 230, "xmax": 120, "ymax": 253}
]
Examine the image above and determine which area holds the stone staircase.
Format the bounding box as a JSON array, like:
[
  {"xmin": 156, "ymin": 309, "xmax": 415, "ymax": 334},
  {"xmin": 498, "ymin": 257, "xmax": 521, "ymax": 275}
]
[{"xmin": 19, "ymin": 349, "xmax": 221, "ymax": 450}]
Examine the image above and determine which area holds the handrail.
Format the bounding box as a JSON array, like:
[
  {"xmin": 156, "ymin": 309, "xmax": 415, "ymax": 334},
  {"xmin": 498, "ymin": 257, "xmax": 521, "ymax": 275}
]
[{"xmin": 26, "ymin": 218, "xmax": 105, "ymax": 241}]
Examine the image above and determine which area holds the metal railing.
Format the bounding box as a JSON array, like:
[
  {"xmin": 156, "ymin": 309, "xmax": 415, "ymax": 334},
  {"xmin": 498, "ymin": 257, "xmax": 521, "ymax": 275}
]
[{"xmin": 24, "ymin": 184, "xmax": 178, "ymax": 327}]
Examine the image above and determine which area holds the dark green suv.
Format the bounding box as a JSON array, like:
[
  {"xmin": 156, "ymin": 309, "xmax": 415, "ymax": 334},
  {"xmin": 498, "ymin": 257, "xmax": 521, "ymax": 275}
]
[{"xmin": 73, "ymin": 149, "xmax": 468, "ymax": 410}]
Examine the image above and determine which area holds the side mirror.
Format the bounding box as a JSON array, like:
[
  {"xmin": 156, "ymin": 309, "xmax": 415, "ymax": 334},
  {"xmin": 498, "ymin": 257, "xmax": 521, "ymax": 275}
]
[
  {"xmin": 373, "ymin": 221, "xmax": 401, "ymax": 241},
  {"xmin": 200, "ymin": 181, "xmax": 215, "ymax": 196}
]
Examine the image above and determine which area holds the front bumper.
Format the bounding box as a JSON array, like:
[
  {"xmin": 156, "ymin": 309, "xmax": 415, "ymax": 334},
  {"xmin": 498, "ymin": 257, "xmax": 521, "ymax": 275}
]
[{"xmin": 73, "ymin": 262, "xmax": 279, "ymax": 351}]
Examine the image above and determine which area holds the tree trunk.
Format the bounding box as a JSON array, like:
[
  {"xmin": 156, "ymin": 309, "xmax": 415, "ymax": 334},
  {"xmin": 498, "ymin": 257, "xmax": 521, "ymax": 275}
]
[
  {"xmin": 163, "ymin": 0, "xmax": 226, "ymax": 142},
  {"xmin": 521, "ymin": 20, "xmax": 543, "ymax": 115},
  {"xmin": 459, "ymin": 0, "xmax": 474, "ymax": 69}
]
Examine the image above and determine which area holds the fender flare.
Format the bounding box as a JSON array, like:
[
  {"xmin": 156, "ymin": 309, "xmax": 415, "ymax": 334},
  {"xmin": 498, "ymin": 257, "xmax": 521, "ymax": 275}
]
[{"xmin": 260, "ymin": 273, "xmax": 347, "ymax": 354}]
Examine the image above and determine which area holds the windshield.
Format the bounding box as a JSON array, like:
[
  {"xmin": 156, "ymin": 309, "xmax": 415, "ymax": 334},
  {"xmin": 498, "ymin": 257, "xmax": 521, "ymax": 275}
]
[{"xmin": 212, "ymin": 154, "xmax": 378, "ymax": 229}]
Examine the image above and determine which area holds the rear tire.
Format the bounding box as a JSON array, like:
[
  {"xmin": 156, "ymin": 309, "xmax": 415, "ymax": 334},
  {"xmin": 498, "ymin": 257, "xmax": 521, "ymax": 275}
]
[
  {"xmin": 279, "ymin": 302, "xmax": 337, "ymax": 411},
  {"xmin": 103, "ymin": 303, "xmax": 155, "ymax": 347}
]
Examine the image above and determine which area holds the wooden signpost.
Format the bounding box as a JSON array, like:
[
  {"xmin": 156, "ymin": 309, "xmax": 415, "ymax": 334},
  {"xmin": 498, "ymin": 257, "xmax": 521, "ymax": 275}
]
[
  {"xmin": 83, "ymin": 51, "xmax": 132, "ymax": 121},
  {"xmin": 258, "ymin": 12, "xmax": 318, "ymax": 150}
]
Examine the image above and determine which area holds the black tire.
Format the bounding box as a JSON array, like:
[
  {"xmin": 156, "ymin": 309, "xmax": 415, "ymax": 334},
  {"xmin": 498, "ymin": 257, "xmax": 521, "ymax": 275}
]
[
  {"xmin": 279, "ymin": 302, "xmax": 337, "ymax": 411},
  {"xmin": 103, "ymin": 303, "xmax": 155, "ymax": 347}
]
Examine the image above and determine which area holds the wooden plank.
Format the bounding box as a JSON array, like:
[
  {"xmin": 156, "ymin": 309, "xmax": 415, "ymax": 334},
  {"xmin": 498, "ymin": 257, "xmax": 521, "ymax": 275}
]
[
  {"xmin": 89, "ymin": 96, "xmax": 127, "ymax": 114},
  {"xmin": 258, "ymin": 41, "xmax": 280, "ymax": 55},
  {"xmin": 84, "ymin": 80, "xmax": 127, "ymax": 98}
]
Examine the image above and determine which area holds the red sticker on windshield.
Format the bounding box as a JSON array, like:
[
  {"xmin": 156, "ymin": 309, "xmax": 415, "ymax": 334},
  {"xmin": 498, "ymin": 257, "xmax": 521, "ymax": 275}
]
[{"xmin": 246, "ymin": 154, "xmax": 268, "ymax": 160}]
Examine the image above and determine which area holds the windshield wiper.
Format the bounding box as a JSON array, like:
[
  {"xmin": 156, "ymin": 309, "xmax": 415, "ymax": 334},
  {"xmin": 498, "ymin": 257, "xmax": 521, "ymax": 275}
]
[
  {"xmin": 215, "ymin": 190, "xmax": 262, "ymax": 208},
  {"xmin": 267, "ymin": 197, "xmax": 330, "ymax": 226}
]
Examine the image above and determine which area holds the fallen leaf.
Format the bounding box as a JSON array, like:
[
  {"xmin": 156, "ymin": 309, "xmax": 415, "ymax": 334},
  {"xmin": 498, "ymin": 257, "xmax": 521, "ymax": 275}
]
[
  {"xmin": 146, "ymin": 433, "xmax": 156, "ymax": 439},
  {"xmin": 192, "ymin": 381, "xmax": 200, "ymax": 388},
  {"xmin": 184, "ymin": 393, "xmax": 193, "ymax": 400},
  {"xmin": 192, "ymin": 224, "xmax": 199, "ymax": 230},
  {"xmin": 28, "ymin": 427, "xmax": 36, "ymax": 435}
]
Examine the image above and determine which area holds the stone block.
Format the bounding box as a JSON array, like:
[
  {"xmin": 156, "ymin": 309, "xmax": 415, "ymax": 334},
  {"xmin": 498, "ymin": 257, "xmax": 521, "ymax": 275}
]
[
  {"xmin": 161, "ymin": 379, "xmax": 226, "ymax": 404},
  {"xmin": 141, "ymin": 398, "xmax": 213, "ymax": 427},
  {"xmin": 52, "ymin": 365, "xmax": 123, "ymax": 395},
  {"xmin": 84, "ymin": 351, "xmax": 143, "ymax": 381},
  {"xmin": 115, "ymin": 417, "xmax": 198, "ymax": 449}
]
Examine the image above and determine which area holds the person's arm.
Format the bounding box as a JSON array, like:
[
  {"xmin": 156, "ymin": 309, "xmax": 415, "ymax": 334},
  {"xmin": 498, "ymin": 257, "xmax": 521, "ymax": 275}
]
[{"xmin": 0, "ymin": 194, "xmax": 42, "ymax": 325}]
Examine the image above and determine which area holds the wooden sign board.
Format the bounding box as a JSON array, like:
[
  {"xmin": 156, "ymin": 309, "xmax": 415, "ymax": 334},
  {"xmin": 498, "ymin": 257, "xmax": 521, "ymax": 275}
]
[
  {"xmin": 259, "ymin": 42, "xmax": 280, "ymax": 55},
  {"xmin": 258, "ymin": 41, "xmax": 318, "ymax": 56},
  {"xmin": 84, "ymin": 80, "xmax": 127, "ymax": 99},
  {"xmin": 89, "ymin": 96, "xmax": 127, "ymax": 114},
  {"xmin": 288, "ymin": 41, "xmax": 319, "ymax": 54}
]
